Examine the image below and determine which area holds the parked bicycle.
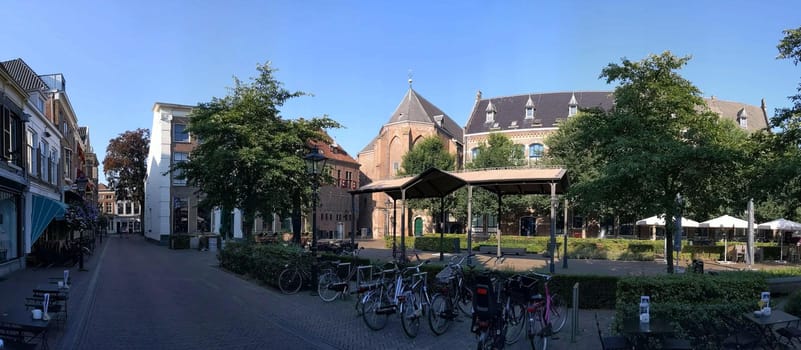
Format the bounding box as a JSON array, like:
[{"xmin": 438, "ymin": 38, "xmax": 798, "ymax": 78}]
[
  {"xmin": 514, "ymin": 272, "xmax": 567, "ymax": 350},
  {"xmin": 471, "ymin": 272, "xmax": 508, "ymax": 349},
  {"xmin": 361, "ymin": 259, "xmax": 429, "ymax": 334},
  {"xmin": 278, "ymin": 254, "xmax": 312, "ymax": 294},
  {"xmin": 317, "ymin": 260, "xmax": 379, "ymax": 316},
  {"xmin": 428, "ymin": 253, "xmax": 475, "ymax": 335}
]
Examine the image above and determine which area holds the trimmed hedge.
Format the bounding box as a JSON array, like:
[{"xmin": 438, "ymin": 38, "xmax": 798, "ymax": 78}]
[{"xmin": 414, "ymin": 236, "xmax": 460, "ymax": 253}]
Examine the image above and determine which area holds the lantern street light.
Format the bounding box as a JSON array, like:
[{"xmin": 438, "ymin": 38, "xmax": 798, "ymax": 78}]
[
  {"xmin": 75, "ymin": 172, "xmax": 89, "ymax": 271},
  {"xmin": 304, "ymin": 147, "xmax": 327, "ymax": 295}
]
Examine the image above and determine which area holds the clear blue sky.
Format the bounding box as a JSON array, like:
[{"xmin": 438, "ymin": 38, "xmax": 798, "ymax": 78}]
[{"xmin": 5, "ymin": 1, "xmax": 800, "ymax": 184}]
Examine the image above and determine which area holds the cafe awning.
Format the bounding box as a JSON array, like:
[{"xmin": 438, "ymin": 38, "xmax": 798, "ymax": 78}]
[{"xmin": 30, "ymin": 194, "xmax": 67, "ymax": 243}]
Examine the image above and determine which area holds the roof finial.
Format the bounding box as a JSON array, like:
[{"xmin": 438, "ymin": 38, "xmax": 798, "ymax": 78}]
[{"xmin": 408, "ymin": 69, "xmax": 413, "ymax": 89}]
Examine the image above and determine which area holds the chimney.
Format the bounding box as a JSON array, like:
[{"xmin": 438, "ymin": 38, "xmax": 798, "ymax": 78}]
[{"xmin": 476, "ymin": 90, "xmax": 482, "ymax": 101}]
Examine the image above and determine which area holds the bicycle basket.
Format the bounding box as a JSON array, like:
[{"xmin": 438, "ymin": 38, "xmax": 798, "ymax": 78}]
[
  {"xmin": 435, "ymin": 266, "xmax": 455, "ymax": 284},
  {"xmin": 507, "ymin": 275, "xmax": 538, "ymax": 304}
]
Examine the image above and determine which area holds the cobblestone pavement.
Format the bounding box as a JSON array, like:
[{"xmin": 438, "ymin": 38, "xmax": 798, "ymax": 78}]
[{"xmin": 0, "ymin": 236, "xmax": 620, "ymax": 349}]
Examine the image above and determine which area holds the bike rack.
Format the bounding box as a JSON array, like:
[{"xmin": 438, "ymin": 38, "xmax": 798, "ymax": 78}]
[{"xmin": 571, "ymin": 282, "xmax": 580, "ymax": 343}]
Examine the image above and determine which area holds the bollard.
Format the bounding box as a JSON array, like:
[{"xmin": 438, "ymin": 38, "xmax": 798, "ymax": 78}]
[{"xmin": 571, "ymin": 282, "xmax": 579, "ymax": 342}]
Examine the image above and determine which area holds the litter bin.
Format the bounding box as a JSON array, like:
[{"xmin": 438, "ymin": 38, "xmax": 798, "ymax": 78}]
[{"xmin": 691, "ymin": 259, "xmax": 704, "ymax": 274}]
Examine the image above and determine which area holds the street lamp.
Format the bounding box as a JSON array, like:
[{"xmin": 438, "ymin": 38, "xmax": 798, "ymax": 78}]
[
  {"xmin": 304, "ymin": 147, "xmax": 327, "ymax": 295},
  {"xmin": 75, "ymin": 173, "xmax": 89, "ymax": 271}
]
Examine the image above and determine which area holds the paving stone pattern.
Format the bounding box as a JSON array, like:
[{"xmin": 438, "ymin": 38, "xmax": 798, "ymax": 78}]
[{"xmin": 2, "ymin": 236, "xmax": 618, "ymax": 349}]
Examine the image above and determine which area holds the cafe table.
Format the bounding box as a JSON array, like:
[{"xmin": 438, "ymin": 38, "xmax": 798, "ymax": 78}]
[
  {"xmin": 742, "ymin": 309, "xmax": 800, "ymax": 347},
  {"xmin": 621, "ymin": 317, "xmax": 677, "ymax": 349},
  {"xmin": 0, "ymin": 308, "xmax": 50, "ymax": 350}
]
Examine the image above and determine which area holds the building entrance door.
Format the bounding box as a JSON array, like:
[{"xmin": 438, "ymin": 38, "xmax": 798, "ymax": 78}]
[{"xmin": 414, "ymin": 218, "xmax": 423, "ymax": 236}]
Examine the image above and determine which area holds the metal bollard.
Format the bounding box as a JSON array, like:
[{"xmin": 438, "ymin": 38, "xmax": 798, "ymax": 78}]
[{"xmin": 571, "ymin": 282, "xmax": 579, "ymax": 342}]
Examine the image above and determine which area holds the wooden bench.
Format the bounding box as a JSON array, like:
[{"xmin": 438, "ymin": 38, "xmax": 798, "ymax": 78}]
[{"xmin": 478, "ymin": 245, "xmax": 527, "ymax": 255}]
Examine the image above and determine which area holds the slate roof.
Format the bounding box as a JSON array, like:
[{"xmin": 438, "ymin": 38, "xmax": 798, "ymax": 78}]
[
  {"xmin": 465, "ymin": 91, "xmax": 769, "ymax": 134},
  {"xmin": 386, "ymin": 88, "xmax": 463, "ymax": 140},
  {"xmin": 0, "ymin": 58, "xmax": 48, "ymax": 92},
  {"xmin": 465, "ymin": 91, "xmax": 613, "ymax": 134}
]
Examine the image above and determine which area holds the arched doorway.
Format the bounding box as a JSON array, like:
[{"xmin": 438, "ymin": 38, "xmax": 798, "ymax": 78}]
[
  {"xmin": 520, "ymin": 216, "xmax": 535, "ymax": 236},
  {"xmin": 414, "ymin": 217, "xmax": 423, "ymax": 236}
]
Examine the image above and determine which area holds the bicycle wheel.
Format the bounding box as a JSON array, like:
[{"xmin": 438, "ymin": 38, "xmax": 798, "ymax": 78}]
[
  {"xmin": 428, "ymin": 293, "xmax": 451, "ymax": 335},
  {"xmin": 456, "ymin": 285, "xmax": 473, "ymax": 316},
  {"xmin": 505, "ymin": 302, "xmax": 526, "ymax": 344},
  {"xmin": 548, "ymin": 294, "xmax": 568, "ymax": 333},
  {"xmin": 317, "ymin": 272, "xmax": 341, "ymax": 302},
  {"xmin": 476, "ymin": 330, "xmax": 493, "ymax": 350},
  {"xmin": 278, "ymin": 268, "xmax": 302, "ymax": 294},
  {"xmin": 528, "ymin": 311, "xmax": 548, "ymax": 350},
  {"xmin": 400, "ymin": 293, "xmax": 421, "ymax": 338},
  {"xmin": 362, "ymin": 291, "xmax": 389, "ymax": 330}
]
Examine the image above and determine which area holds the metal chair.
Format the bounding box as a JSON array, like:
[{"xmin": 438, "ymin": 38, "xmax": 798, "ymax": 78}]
[
  {"xmin": 776, "ymin": 324, "xmax": 801, "ymax": 347},
  {"xmin": 595, "ymin": 313, "xmax": 631, "ymax": 350}
]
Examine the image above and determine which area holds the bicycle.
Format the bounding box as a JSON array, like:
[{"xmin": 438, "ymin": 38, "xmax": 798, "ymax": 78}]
[
  {"xmin": 362, "ymin": 259, "xmax": 429, "ymax": 332},
  {"xmin": 428, "ymin": 253, "xmax": 475, "ymax": 335},
  {"xmin": 518, "ymin": 272, "xmax": 567, "ymax": 350},
  {"xmin": 317, "ymin": 261, "xmax": 375, "ymax": 305},
  {"xmin": 399, "ymin": 270, "xmax": 431, "ymax": 338},
  {"xmin": 471, "ymin": 272, "xmax": 507, "ymax": 349},
  {"xmin": 278, "ymin": 254, "xmax": 312, "ymax": 294}
]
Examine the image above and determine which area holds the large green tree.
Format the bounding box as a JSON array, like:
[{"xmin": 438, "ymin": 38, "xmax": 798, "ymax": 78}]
[
  {"xmin": 173, "ymin": 62, "xmax": 339, "ymax": 240},
  {"xmin": 547, "ymin": 52, "xmax": 751, "ymax": 272},
  {"xmin": 398, "ymin": 136, "xmax": 456, "ymax": 231},
  {"xmin": 452, "ymin": 133, "xmax": 548, "ymax": 234},
  {"xmin": 103, "ymin": 128, "xmax": 150, "ymax": 232},
  {"xmin": 750, "ymin": 27, "xmax": 801, "ymax": 221}
]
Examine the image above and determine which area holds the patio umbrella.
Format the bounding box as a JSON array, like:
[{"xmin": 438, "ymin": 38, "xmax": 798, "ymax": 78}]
[
  {"xmin": 757, "ymin": 218, "xmax": 801, "ymax": 231},
  {"xmin": 635, "ymin": 215, "xmax": 700, "ymax": 227},
  {"xmin": 758, "ymin": 218, "xmax": 801, "ymax": 261},
  {"xmin": 701, "ymin": 215, "xmax": 749, "ymax": 263}
]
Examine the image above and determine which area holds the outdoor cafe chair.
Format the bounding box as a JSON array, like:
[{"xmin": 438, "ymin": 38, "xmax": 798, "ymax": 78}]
[{"xmin": 776, "ymin": 323, "xmax": 801, "ymax": 347}]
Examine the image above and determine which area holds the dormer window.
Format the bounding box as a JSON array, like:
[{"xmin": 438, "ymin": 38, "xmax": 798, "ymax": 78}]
[
  {"xmin": 737, "ymin": 108, "xmax": 748, "ymax": 129},
  {"xmin": 509, "ymin": 121, "xmax": 518, "ymax": 128},
  {"xmin": 568, "ymin": 93, "xmax": 578, "ymax": 117},
  {"xmin": 485, "ymin": 100, "xmax": 496, "ymax": 123},
  {"xmin": 525, "ymin": 95, "xmax": 535, "ymax": 119}
]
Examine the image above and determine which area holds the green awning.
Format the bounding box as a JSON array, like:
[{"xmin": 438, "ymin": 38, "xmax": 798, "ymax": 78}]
[{"xmin": 31, "ymin": 194, "xmax": 67, "ymax": 244}]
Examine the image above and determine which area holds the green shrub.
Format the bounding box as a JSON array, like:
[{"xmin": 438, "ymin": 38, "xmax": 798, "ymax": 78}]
[
  {"xmin": 784, "ymin": 290, "xmax": 801, "ymax": 317},
  {"xmin": 414, "ymin": 236, "xmax": 461, "ymax": 253}
]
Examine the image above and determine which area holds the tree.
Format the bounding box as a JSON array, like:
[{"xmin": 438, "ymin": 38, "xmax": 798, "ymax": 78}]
[
  {"xmin": 452, "ymin": 133, "xmax": 543, "ymax": 234},
  {"xmin": 172, "ymin": 62, "xmax": 339, "ymax": 240},
  {"xmin": 547, "ymin": 52, "xmax": 751, "ymax": 273},
  {"xmin": 398, "ymin": 136, "xmax": 456, "ymax": 232},
  {"xmin": 751, "ymin": 27, "xmax": 801, "ymax": 221},
  {"xmin": 103, "ymin": 128, "xmax": 150, "ymax": 233}
]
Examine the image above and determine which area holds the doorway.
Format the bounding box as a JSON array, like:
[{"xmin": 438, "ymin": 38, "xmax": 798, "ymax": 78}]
[{"xmin": 414, "ymin": 217, "xmax": 423, "ymax": 236}]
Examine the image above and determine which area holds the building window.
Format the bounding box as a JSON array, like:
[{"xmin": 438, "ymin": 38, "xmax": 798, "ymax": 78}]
[
  {"xmin": 393, "ymin": 162, "xmax": 399, "ymax": 175},
  {"xmin": 64, "ymin": 149, "xmax": 72, "ymax": 178},
  {"xmin": 529, "ymin": 144, "xmax": 544, "ymax": 159},
  {"xmin": 471, "ymin": 147, "xmax": 479, "ymax": 160},
  {"xmin": 525, "ymin": 107, "xmax": 534, "ymax": 119},
  {"xmin": 26, "ymin": 130, "xmax": 37, "ymax": 176},
  {"xmin": 568, "ymin": 105, "xmax": 578, "ymax": 117},
  {"xmin": 485, "ymin": 101, "xmax": 496, "ymax": 123},
  {"xmin": 173, "ymin": 197, "xmax": 188, "ymax": 234},
  {"xmin": 125, "ymin": 202, "xmax": 132, "ymax": 215},
  {"xmin": 173, "ymin": 124, "xmax": 190, "ymax": 142},
  {"xmin": 197, "ymin": 206, "xmax": 210, "ymax": 233},
  {"xmin": 105, "ymin": 202, "xmax": 113, "ymax": 214},
  {"xmin": 1, "ymin": 106, "xmax": 22, "ymax": 166},
  {"xmin": 173, "ymin": 152, "xmax": 188, "ymax": 185},
  {"xmin": 133, "ymin": 202, "xmax": 140, "ymax": 215},
  {"xmin": 117, "ymin": 202, "xmax": 123, "ymax": 215}
]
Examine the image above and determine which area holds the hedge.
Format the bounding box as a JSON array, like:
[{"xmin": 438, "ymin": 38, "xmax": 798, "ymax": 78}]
[{"xmin": 614, "ymin": 272, "xmax": 768, "ymax": 349}]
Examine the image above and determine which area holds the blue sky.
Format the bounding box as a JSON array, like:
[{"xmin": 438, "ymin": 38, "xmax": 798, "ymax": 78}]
[{"xmin": 5, "ymin": 1, "xmax": 800, "ymax": 184}]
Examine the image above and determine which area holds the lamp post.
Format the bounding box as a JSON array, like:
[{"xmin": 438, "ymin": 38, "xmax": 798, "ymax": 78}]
[
  {"xmin": 385, "ymin": 199, "xmax": 394, "ymax": 259},
  {"xmin": 304, "ymin": 147, "xmax": 327, "ymax": 295},
  {"xmin": 75, "ymin": 174, "xmax": 89, "ymax": 271}
]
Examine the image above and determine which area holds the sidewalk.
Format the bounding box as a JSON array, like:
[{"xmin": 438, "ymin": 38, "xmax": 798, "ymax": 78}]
[{"xmin": 0, "ymin": 234, "xmax": 115, "ymax": 350}]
